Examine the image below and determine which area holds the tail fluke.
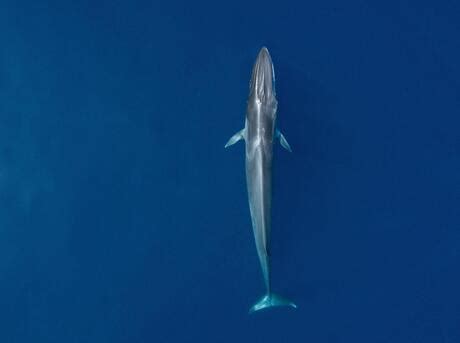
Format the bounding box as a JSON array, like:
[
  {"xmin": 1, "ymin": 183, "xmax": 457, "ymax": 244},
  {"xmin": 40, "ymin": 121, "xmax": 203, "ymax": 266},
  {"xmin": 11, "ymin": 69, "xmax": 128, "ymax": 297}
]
[{"xmin": 249, "ymin": 293, "xmax": 297, "ymax": 313}]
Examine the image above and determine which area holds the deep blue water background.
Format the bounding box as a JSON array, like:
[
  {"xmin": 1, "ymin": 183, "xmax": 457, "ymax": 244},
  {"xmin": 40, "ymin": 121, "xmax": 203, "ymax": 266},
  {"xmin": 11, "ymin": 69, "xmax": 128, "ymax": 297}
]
[{"xmin": 1, "ymin": 0, "xmax": 460, "ymax": 342}]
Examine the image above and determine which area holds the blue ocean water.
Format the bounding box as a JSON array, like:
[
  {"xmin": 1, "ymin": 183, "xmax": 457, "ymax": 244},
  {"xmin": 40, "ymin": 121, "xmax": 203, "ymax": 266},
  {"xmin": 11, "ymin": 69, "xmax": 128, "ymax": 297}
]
[{"xmin": 1, "ymin": 0, "xmax": 459, "ymax": 342}]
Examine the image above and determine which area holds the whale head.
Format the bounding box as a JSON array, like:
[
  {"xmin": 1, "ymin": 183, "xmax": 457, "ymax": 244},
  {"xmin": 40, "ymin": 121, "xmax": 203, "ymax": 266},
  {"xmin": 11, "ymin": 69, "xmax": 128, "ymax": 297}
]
[{"xmin": 249, "ymin": 47, "xmax": 276, "ymax": 104}]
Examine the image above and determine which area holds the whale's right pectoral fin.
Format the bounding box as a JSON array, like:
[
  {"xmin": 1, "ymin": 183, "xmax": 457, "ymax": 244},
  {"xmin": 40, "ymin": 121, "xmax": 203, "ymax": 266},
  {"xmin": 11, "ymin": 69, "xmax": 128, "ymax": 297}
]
[
  {"xmin": 276, "ymin": 129, "xmax": 292, "ymax": 152},
  {"xmin": 225, "ymin": 129, "xmax": 245, "ymax": 148}
]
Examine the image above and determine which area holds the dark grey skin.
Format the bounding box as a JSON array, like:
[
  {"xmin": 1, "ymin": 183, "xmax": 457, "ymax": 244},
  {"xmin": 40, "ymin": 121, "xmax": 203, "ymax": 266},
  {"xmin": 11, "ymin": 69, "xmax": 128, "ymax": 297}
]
[{"xmin": 225, "ymin": 47, "xmax": 296, "ymax": 313}]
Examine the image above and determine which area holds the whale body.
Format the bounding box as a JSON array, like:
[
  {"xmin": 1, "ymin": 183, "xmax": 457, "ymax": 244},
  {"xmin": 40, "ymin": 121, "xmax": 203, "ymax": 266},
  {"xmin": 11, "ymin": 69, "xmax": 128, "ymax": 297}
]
[{"xmin": 225, "ymin": 47, "xmax": 296, "ymax": 313}]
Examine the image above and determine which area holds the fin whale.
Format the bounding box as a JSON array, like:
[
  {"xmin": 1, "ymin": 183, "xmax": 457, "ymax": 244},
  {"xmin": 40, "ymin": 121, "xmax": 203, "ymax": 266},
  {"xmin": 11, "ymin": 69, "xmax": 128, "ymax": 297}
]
[{"xmin": 226, "ymin": 47, "xmax": 296, "ymax": 313}]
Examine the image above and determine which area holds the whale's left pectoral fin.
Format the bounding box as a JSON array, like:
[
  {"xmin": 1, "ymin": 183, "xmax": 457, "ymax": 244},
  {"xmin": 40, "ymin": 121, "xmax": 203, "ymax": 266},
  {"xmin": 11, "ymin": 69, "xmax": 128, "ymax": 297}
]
[
  {"xmin": 225, "ymin": 129, "xmax": 245, "ymax": 148},
  {"xmin": 276, "ymin": 129, "xmax": 292, "ymax": 152}
]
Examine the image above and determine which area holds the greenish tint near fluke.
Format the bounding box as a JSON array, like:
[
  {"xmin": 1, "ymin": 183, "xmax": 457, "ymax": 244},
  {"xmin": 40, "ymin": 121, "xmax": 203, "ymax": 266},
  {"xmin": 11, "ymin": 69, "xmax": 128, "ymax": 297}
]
[
  {"xmin": 250, "ymin": 293, "xmax": 297, "ymax": 313},
  {"xmin": 225, "ymin": 47, "xmax": 297, "ymax": 313}
]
